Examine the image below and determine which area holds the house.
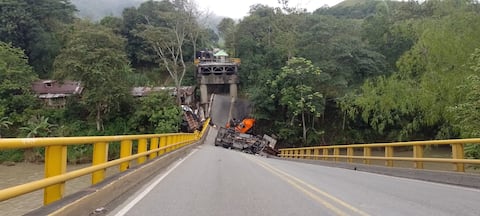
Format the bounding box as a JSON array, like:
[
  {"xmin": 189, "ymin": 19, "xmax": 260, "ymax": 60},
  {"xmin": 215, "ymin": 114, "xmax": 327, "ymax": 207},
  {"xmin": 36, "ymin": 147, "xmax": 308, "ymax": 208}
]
[{"xmin": 31, "ymin": 80, "xmax": 83, "ymax": 108}]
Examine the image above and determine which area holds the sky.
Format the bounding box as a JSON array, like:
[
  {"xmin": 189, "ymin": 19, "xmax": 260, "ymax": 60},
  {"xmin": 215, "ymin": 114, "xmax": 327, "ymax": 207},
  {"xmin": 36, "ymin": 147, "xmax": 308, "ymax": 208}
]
[
  {"xmin": 199, "ymin": 0, "xmax": 345, "ymax": 19},
  {"xmin": 71, "ymin": 0, "xmax": 346, "ymax": 21}
]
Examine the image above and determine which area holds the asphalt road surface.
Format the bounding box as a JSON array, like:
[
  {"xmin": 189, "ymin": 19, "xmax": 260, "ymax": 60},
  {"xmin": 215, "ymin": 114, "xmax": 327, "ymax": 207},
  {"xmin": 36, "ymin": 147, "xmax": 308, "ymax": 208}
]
[
  {"xmin": 108, "ymin": 129, "xmax": 480, "ymax": 216},
  {"xmin": 209, "ymin": 94, "xmax": 252, "ymax": 127}
]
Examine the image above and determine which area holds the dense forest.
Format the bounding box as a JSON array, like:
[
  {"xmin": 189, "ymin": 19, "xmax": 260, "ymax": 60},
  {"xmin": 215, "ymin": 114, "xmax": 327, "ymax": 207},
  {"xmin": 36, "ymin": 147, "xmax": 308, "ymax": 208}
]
[{"xmin": 1, "ymin": 0, "xmax": 480, "ymax": 162}]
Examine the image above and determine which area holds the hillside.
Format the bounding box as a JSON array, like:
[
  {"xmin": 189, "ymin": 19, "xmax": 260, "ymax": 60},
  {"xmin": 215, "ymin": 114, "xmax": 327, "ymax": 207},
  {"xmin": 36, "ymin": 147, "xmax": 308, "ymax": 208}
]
[
  {"xmin": 316, "ymin": 0, "xmax": 387, "ymax": 19},
  {"xmin": 71, "ymin": 0, "xmax": 144, "ymax": 20}
]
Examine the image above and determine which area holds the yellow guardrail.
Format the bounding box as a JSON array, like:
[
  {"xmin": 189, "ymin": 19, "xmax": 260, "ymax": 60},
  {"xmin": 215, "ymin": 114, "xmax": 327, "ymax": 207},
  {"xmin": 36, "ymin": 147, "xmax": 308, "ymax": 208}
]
[
  {"xmin": 279, "ymin": 138, "xmax": 480, "ymax": 172},
  {"xmin": 0, "ymin": 119, "xmax": 210, "ymax": 205}
]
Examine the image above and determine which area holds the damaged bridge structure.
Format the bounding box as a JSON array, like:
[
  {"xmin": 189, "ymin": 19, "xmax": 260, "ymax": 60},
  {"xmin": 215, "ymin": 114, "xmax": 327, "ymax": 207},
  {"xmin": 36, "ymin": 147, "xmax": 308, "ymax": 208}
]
[
  {"xmin": 2, "ymin": 52, "xmax": 480, "ymax": 215},
  {"xmin": 1, "ymin": 114, "xmax": 480, "ymax": 215}
]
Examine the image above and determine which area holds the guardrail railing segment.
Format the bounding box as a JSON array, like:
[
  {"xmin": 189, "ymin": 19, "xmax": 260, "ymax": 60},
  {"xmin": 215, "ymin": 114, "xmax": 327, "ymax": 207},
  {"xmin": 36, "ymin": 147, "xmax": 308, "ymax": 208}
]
[
  {"xmin": 279, "ymin": 138, "xmax": 480, "ymax": 172},
  {"xmin": 0, "ymin": 119, "xmax": 210, "ymax": 205}
]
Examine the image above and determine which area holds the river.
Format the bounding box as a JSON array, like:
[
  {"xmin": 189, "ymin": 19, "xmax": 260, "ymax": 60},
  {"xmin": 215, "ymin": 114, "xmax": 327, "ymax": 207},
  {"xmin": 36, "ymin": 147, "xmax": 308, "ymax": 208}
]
[{"xmin": 0, "ymin": 163, "xmax": 118, "ymax": 215}]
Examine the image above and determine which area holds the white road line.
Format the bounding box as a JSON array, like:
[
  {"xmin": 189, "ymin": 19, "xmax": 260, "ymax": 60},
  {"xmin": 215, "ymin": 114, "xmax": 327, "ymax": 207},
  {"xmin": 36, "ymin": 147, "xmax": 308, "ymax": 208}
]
[
  {"xmin": 264, "ymin": 156, "xmax": 480, "ymax": 192},
  {"xmin": 114, "ymin": 149, "xmax": 198, "ymax": 216},
  {"xmin": 247, "ymin": 155, "xmax": 370, "ymax": 216}
]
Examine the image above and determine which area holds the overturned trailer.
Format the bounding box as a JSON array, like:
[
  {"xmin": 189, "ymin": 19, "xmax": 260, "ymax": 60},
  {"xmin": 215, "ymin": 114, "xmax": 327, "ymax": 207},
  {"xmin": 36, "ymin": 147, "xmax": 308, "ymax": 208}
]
[{"xmin": 215, "ymin": 127, "xmax": 277, "ymax": 155}]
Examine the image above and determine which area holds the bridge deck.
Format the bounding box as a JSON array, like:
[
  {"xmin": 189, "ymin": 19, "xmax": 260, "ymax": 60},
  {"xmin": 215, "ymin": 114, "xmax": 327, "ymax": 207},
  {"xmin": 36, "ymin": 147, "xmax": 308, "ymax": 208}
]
[{"xmin": 107, "ymin": 129, "xmax": 480, "ymax": 216}]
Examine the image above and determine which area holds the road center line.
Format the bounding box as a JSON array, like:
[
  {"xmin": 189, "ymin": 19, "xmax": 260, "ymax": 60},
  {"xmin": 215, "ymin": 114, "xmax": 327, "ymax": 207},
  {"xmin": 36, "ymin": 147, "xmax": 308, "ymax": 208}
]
[
  {"xmin": 113, "ymin": 149, "xmax": 198, "ymax": 216},
  {"xmin": 253, "ymin": 158, "xmax": 348, "ymax": 216},
  {"xmin": 247, "ymin": 156, "xmax": 370, "ymax": 216}
]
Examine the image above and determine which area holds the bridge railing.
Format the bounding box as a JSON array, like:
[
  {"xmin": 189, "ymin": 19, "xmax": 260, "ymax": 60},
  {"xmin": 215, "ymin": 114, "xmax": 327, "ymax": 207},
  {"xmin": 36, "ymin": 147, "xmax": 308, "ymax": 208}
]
[
  {"xmin": 279, "ymin": 138, "xmax": 480, "ymax": 172},
  {"xmin": 0, "ymin": 119, "xmax": 210, "ymax": 205}
]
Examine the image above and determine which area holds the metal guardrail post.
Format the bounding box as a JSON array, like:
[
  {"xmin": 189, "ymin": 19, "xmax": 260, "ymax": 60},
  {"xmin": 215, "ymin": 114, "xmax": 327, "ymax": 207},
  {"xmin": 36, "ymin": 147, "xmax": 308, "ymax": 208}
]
[
  {"xmin": 323, "ymin": 149, "xmax": 328, "ymax": 160},
  {"xmin": 313, "ymin": 148, "xmax": 319, "ymax": 160},
  {"xmin": 166, "ymin": 136, "xmax": 172, "ymax": 153},
  {"xmin": 173, "ymin": 135, "xmax": 177, "ymax": 151},
  {"xmin": 149, "ymin": 138, "xmax": 159, "ymax": 159},
  {"xmin": 120, "ymin": 140, "xmax": 132, "ymax": 172},
  {"xmin": 347, "ymin": 147, "xmax": 354, "ymax": 163},
  {"xmin": 165, "ymin": 136, "xmax": 170, "ymax": 153},
  {"xmin": 173, "ymin": 135, "xmax": 178, "ymax": 150},
  {"xmin": 159, "ymin": 137, "xmax": 166, "ymax": 155},
  {"xmin": 413, "ymin": 145, "xmax": 424, "ymax": 169},
  {"xmin": 306, "ymin": 149, "xmax": 311, "ymax": 159},
  {"xmin": 179, "ymin": 135, "xmax": 183, "ymax": 148},
  {"xmin": 182, "ymin": 135, "xmax": 186, "ymax": 147},
  {"xmin": 452, "ymin": 144, "xmax": 465, "ymax": 172},
  {"xmin": 137, "ymin": 139, "xmax": 148, "ymax": 164},
  {"xmin": 92, "ymin": 142, "xmax": 108, "ymax": 185},
  {"xmin": 333, "ymin": 148, "xmax": 340, "ymax": 162},
  {"xmin": 44, "ymin": 145, "xmax": 67, "ymax": 205},
  {"xmin": 363, "ymin": 147, "xmax": 371, "ymax": 164},
  {"xmin": 385, "ymin": 146, "xmax": 394, "ymax": 167},
  {"xmin": 180, "ymin": 135, "xmax": 185, "ymax": 148}
]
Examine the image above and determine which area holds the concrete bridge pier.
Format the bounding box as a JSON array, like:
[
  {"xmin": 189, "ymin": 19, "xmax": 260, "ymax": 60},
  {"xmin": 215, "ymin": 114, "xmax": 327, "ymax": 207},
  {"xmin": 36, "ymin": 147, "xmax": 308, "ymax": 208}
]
[
  {"xmin": 230, "ymin": 83, "xmax": 237, "ymax": 98},
  {"xmin": 199, "ymin": 84, "xmax": 208, "ymax": 117},
  {"xmin": 200, "ymin": 84, "xmax": 208, "ymax": 105}
]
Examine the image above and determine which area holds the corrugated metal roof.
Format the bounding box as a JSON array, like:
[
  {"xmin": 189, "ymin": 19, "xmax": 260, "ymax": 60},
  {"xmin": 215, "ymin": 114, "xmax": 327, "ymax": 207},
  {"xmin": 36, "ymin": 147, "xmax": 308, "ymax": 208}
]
[{"xmin": 32, "ymin": 80, "xmax": 83, "ymax": 95}]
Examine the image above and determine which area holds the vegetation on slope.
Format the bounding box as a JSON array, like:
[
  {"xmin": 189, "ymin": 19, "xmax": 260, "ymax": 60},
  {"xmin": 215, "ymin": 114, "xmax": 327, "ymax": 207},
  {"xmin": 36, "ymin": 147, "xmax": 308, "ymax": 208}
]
[{"xmin": 1, "ymin": 0, "xmax": 480, "ymax": 161}]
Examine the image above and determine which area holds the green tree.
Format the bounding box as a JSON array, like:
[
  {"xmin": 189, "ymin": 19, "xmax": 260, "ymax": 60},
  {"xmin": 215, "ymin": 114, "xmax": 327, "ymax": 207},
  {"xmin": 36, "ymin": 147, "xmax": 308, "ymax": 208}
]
[
  {"xmin": 20, "ymin": 116, "xmax": 55, "ymax": 138},
  {"xmin": 0, "ymin": 0, "xmax": 76, "ymax": 77},
  {"xmin": 274, "ymin": 1, "xmax": 307, "ymax": 60},
  {"xmin": 298, "ymin": 13, "xmax": 387, "ymax": 94},
  {"xmin": 0, "ymin": 41, "xmax": 38, "ymax": 136},
  {"xmin": 121, "ymin": 1, "xmax": 176, "ymax": 67},
  {"xmin": 130, "ymin": 92, "xmax": 181, "ymax": 134},
  {"xmin": 0, "ymin": 116, "xmax": 12, "ymax": 138},
  {"xmin": 341, "ymin": 75, "xmax": 421, "ymax": 141},
  {"xmin": 100, "ymin": 16, "xmax": 123, "ymax": 34},
  {"xmin": 315, "ymin": 0, "xmax": 380, "ymax": 19},
  {"xmin": 271, "ymin": 57, "xmax": 328, "ymax": 145},
  {"xmin": 235, "ymin": 4, "xmax": 387, "ymax": 145},
  {"xmin": 217, "ymin": 18, "xmax": 237, "ymax": 56},
  {"xmin": 344, "ymin": 2, "xmax": 480, "ymax": 142},
  {"xmin": 137, "ymin": 0, "xmax": 199, "ymax": 104},
  {"xmin": 54, "ymin": 21, "xmax": 133, "ymax": 131},
  {"xmin": 234, "ymin": 4, "xmax": 288, "ymax": 85},
  {"xmin": 185, "ymin": 1, "xmax": 211, "ymax": 61},
  {"xmin": 20, "ymin": 115, "xmax": 55, "ymax": 162},
  {"xmin": 447, "ymin": 49, "xmax": 480, "ymax": 158},
  {"xmin": 358, "ymin": 0, "xmax": 424, "ymax": 68}
]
